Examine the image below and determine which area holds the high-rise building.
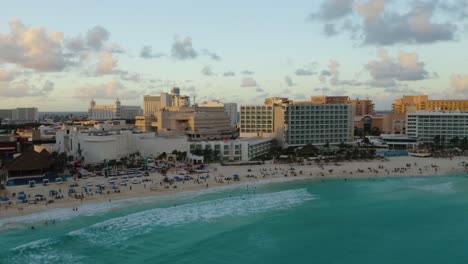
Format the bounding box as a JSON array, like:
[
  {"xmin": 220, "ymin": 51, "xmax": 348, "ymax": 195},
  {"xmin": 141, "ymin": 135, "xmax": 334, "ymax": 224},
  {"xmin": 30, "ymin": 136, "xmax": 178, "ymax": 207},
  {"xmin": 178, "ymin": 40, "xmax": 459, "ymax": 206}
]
[
  {"xmin": 348, "ymin": 99, "xmax": 375, "ymax": 116},
  {"xmin": 284, "ymin": 103, "xmax": 354, "ymax": 146},
  {"xmin": 0, "ymin": 108, "xmax": 38, "ymax": 122},
  {"xmin": 311, "ymin": 96, "xmax": 349, "ymax": 104},
  {"xmin": 393, "ymin": 95, "xmax": 468, "ymax": 114},
  {"xmin": 406, "ymin": 110, "xmax": 468, "ymax": 144},
  {"xmin": 199, "ymin": 100, "xmax": 238, "ymax": 128},
  {"xmin": 240, "ymin": 97, "xmax": 354, "ymax": 146},
  {"xmin": 88, "ymin": 99, "xmax": 142, "ymax": 120}
]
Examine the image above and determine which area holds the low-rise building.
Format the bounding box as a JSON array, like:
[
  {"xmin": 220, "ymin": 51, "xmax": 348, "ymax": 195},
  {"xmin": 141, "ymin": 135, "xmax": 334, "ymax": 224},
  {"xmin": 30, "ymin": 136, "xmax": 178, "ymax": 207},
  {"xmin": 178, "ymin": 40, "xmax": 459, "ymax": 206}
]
[
  {"xmin": 406, "ymin": 110, "xmax": 468, "ymax": 144},
  {"xmin": 189, "ymin": 137, "xmax": 274, "ymax": 161}
]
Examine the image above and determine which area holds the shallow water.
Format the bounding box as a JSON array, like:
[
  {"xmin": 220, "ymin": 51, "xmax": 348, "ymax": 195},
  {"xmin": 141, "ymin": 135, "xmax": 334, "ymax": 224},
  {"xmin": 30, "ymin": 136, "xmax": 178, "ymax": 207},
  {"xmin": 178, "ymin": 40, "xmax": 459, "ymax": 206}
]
[{"xmin": 2, "ymin": 175, "xmax": 468, "ymax": 264}]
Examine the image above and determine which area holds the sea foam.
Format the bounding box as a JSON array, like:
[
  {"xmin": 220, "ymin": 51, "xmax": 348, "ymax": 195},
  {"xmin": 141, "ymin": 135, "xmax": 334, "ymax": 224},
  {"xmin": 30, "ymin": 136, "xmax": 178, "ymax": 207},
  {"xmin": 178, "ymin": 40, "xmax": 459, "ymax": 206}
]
[{"xmin": 68, "ymin": 188, "xmax": 316, "ymax": 246}]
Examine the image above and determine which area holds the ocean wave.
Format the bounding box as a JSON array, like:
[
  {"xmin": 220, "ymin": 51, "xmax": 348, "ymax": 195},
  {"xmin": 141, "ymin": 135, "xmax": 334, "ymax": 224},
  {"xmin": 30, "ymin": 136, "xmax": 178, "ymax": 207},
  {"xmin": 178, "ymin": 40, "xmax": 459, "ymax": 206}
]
[
  {"xmin": 411, "ymin": 181, "xmax": 455, "ymax": 194},
  {"xmin": 68, "ymin": 188, "xmax": 316, "ymax": 246},
  {"xmin": 8, "ymin": 238, "xmax": 86, "ymax": 264},
  {"xmin": 0, "ymin": 176, "xmax": 309, "ymax": 230}
]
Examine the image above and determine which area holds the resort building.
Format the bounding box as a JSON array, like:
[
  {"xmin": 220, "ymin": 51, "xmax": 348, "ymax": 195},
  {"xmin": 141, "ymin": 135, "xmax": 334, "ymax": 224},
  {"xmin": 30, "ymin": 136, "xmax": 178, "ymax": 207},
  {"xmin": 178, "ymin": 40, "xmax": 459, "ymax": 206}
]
[
  {"xmin": 310, "ymin": 96, "xmax": 349, "ymax": 105},
  {"xmin": 393, "ymin": 95, "xmax": 468, "ymax": 114},
  {"xmin": 88, "ymin": 98, "xmax": 142, "ymax": 120},
  {"xmin": 188, "ymin": 137, "xmax": 274, "ymax": 161},
  {"xmin": 240, "ymin": 97, "xmax": 289, "ymax": 138},
  {"xmin": 137, "ymin": 89, "xmax": 237, "ymax": 141},
  {"xmin": 240, "ymin": 97, "xmax": 354, "ymax": 146},
  {"xmin": 55, "ymin": 123, "xmax": 155, "ymax": 163},
  {"xmin": 284, "ymin": 103, "xmax": 354, "ymax": 146},
  {"xmin": 406, "ymin": 110, "xmax": 468, "ymax": 144},
  {"xmin": 348, "ymin": 99, "xmax": 375, "ymax": 116},
  {"xmin": 198, "ymin": 100, "xmax": 238, "ymax": 128}
]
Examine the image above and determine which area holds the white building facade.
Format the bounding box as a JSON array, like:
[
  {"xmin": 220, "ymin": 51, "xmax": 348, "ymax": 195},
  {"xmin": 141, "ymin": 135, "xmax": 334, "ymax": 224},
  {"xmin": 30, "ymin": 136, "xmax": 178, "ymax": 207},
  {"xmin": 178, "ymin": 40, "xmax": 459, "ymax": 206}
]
[
  {"xmin": 189, "ymin": 137, "xmax": 273, "ymax": 161},
  {"xmin": 88, "ymin": 99, "xmax": 142, "ymax": 120},
  {"xmin": 406, "ymin": 111, "xmax": 468, "ymax": 144},
  {"xmin": 284, "ymin": 103, "xmax": 354, "ymax": 146}
]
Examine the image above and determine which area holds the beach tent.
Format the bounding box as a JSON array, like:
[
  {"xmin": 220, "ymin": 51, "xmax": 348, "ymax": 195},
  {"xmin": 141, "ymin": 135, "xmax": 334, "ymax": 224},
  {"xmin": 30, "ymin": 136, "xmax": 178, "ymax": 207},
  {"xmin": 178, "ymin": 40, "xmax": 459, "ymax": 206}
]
[{"xmin": 1, "ymin": 197, "xmax": 10, "ymax": 203}]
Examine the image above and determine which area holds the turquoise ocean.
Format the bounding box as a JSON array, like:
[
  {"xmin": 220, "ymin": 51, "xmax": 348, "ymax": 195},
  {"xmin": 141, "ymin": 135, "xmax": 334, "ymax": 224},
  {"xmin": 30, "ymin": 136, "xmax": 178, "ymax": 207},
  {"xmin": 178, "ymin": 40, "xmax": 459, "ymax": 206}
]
[{"xmin": 2, "ymin": 175, "xmax": 468, "ymax": 263}]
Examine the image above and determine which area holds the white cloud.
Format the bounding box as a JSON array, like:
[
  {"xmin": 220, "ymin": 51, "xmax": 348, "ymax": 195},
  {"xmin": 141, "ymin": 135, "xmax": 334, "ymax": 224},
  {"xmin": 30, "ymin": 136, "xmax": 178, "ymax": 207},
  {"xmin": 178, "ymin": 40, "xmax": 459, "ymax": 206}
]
[
  {"xmin": 0, "ymin": 18, "xmax": 67, "ymax": 71},
  {"xmin": 240, "ymin": 77, "xmax": 258, "ymax": 87},
  {"xmin": 95, "ymin": 52, "xmax": 118, "ymax": 75},
  {"xmin": 366, "ymin": 49, "xmax": 428, "ymax": 82},
  {"xmin": 0, "ymin": 79, "xmax": 54, "ymax": 97},
  {"xmin": 450, "ymin": 74, "xmax": 468, "ymax": 94},
  {"xmin": 75, "ymin": 80, "xmax": 130, "ymax": 99}
]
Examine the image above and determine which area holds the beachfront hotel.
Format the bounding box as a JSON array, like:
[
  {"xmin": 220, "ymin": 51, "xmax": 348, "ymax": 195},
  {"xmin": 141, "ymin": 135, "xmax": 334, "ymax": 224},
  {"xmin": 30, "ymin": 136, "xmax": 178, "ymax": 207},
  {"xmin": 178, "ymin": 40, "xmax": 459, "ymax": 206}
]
[
  {"xmin": 88, "ymin": 98, "xmax": 142, "ymax": 120},
  {"xmin": 188, "ymin": 137, "xmax": 274, "ymax": 162},
  {"xmin": 284, "ymin": 102, "xmax": 354, "ymax": 146},
  {"xmin": 406, "ymin": 110, "xmax": 468, "ymax": 144},
  {"xmin": 393, "ymin": 95, "xmax": 468, "ymax": 114},
  {"xmin": 240, "ymin": 97, "xmax": 354, "ymax": 146}
]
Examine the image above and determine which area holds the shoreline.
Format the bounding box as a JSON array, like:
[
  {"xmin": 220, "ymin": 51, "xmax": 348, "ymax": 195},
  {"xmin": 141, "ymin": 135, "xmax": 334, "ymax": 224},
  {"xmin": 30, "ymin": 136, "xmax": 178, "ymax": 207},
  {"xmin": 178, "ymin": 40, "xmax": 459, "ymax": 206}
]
[{"xmin": 1, "ymin": 156, "xmax": 467, "ymax": 228}]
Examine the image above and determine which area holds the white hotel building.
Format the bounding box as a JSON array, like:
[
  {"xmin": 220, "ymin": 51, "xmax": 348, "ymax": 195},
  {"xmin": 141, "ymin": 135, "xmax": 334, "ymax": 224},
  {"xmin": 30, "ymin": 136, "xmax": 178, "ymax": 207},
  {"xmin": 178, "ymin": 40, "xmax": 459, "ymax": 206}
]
[
  {"xmin": 284, "ymin": 103, "xmax": 354, "ymax": 146},
  {"xmin": 406, "ymin": 110, "xmax": 468, "ymax": 144},
  {"xmin": 88, "ymin": 99, "xmax": 142, "ymax": 120},
  {"xmin": 189, "ymin": 137, "xmax": 273, "ymax": 161}
]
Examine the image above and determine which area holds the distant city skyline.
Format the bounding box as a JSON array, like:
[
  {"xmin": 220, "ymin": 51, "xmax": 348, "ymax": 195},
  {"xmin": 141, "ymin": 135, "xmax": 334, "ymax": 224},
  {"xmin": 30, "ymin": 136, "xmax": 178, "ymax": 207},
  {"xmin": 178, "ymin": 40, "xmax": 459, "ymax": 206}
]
[{"xmin": 1, "ymin": 0, "xmax": 468, "ymax": 111}]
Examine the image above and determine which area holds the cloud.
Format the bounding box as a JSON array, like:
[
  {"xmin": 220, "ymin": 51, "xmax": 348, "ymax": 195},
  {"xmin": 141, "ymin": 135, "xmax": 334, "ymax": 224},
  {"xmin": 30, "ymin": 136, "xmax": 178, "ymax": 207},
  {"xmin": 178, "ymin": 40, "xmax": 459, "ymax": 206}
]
[
  {"xmin": 119, "ymin": 71, "xmax": 141, "ymax": 82},
  {"xmin": 74, "ymin": 80, "xmax": 135, "ymax": 99},
  {"xmin": 255, "ymin": 87, "xmax": 264, "ymax": 92},
  {"xmin": 240, "ymin": 77, "xmax": 258, "ymax": 87},
  {"xmin": 295, "ymin": 68, "xmax": 315, "ymax": 76},
  {"xmin": 140, "ymin": 46, "xmax": 165, "ymax": 59},
  {"xmin": 96, "ymin": 52, "xmax": 118, "ymax": 75},
  {"xmin": 86, "ymin": 26, "xmax": 110, "ymax": 50},
  {"xmin": 0, "ymin": 79, "xmax": 54, "ymax": 97},
  {"xmin": 0, "ymin": 68, "xmax": 18, "ymax": 82},
  {"xmin": 309, "ymin": 0, "xmax": 354, "ymax": 21},
  {"xmin": 355, "ymin": 0, "xmax": 385, "ymax": 20},
  {"xmin": 241, "ymin": 70, "xmax": 255, "ymax": 75},
  {"xmin": 361, "ymin": 1, "xmax": 457, "ymax": 45},
  {"xmin": 366, "ymin": 49, "xmax": 428, "ymax": 82},
  {"xmin": 310, "ymin": 0, "xmax": 464, "ymax": 45},
  {"xmin": 450, "ymin": 74, "xmax": 468, "ymax": 93},
  {"xmin": 223, "ymin": 71, "xmax": 235, "ymax": 77},
  {"xmin": 201, "ymin": 66, "xmax": 215, "ymax": 76},
  {"xmin": 171, "ymin": 36, "xmax": 197, "ymax": 60},
  {"xmin": 0, "ymin": 18, "xmax": 67, "ymax": 72},
  {"xmin": 285, "ymin": 76, "xmax": 296, "ymax": 87},
  {"xmin": 323, "ymin": 23, "xmax": 339, "ymax": 36},
  {"xmin": 200, "ymin": 49, "xmax": 221, "ymax": 61},
  {"xmin": 319, "ymin": 60, "xmax": 340, "ymax": 85}
]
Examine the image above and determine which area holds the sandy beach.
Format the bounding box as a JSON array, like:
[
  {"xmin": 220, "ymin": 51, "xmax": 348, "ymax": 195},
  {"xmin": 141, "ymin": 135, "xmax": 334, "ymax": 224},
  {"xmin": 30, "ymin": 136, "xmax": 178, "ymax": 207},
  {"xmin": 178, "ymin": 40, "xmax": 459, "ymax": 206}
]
[{"xmin": 1, "ymin": 156, "xmax": 467, "ymax": 222}]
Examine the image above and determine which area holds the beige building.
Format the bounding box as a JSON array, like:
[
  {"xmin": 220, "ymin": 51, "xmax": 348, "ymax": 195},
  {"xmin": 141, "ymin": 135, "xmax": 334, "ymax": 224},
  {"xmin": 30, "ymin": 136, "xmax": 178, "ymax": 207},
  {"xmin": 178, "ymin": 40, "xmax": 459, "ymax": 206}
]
[
  {"xmin": 310, "ymin": 95, "xmax": 349, "ymax": 104},
  {"xmin": 240, "ymin": 97, "xmax": 289, "ymax": 140},
  {"xmin": 198, "ymin": 100, "xmax": 238, "ymax": 128},
  {"xmin": 348, "ymin": 99, "xmax": 375, "ymax": 116},
  {"xmin": 137, "ymin": 89, "xmax": 237, "ymax": 141},
  {"xmin": 88, "ymin": 99, "xmax": 142, "ymax": 120},
  {"xmin": 393, "ymin": 95, "xmax": 468, "ymax": 114}
]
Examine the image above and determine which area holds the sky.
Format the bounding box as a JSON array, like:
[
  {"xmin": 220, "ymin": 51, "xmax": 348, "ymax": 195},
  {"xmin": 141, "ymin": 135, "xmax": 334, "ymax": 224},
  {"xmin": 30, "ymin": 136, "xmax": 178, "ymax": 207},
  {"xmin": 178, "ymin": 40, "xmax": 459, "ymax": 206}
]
[{"xmin": 0, "ymin": 0, "xmax": 468, "ymax": 111}]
